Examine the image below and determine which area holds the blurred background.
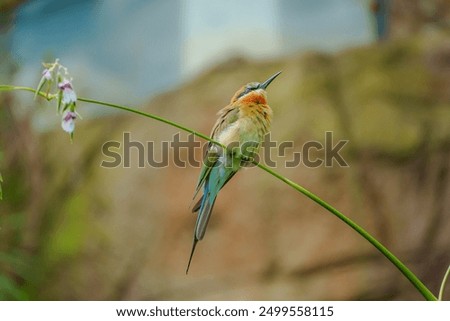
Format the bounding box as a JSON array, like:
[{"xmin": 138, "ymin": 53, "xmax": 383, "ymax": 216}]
[{"xmin": 0, "ymin": 0, "xmax": 449, "ymax": 300}]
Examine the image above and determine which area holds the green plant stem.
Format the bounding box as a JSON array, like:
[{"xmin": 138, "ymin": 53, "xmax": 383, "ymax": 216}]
[
  {"xmin": 439, "ymin": 265, "xmax": 450, "ymax": 300},
  {"xmin": 0, "ymin": 85, "xmax": 438, "ymax": 300},
  {"xmin": 0, "ymin": 85, "xmax": 46, "ymax": 97},
  {"xmin": 77, "ymin": 97, "xmax": 226, "ymax": 149}
]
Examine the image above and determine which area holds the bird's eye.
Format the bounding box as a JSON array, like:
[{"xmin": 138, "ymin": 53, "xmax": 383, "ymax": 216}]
[{"xmin": 237, "ymin": 88, "xmax": 251, "ymax": 99}]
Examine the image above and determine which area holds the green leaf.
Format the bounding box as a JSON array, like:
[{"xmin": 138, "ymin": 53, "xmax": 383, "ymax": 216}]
[
  {"xmin": 57, "ymin": 90, "xmax": 62, "ymax": 113},
  {"xmin": 33, "ymin": 76, "xmax": 47, "ymax": 100}
]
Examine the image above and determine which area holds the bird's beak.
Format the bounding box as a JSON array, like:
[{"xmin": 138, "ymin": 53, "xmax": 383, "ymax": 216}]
[{"xmin": 259, "ymin": 71, "xmax": 282, "ymax": 90}]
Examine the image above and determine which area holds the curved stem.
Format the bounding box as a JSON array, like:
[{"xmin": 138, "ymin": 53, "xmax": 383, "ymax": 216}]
[
  {"xmin": 439, "ymin": 265, "xmax": 450, "ymax": 301},
  {"xmin": 78, "ymin": 97, "xmax": 219, "ymax": 146},
  {"xmin": 0, "ymin": 85, "xmax": 47, "ymax": 98},
  {"xmin": 0, "ymin": 85, "xmax": 438, "ymax": 300}
]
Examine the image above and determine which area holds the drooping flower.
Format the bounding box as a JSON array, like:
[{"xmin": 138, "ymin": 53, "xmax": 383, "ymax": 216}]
[
  {"xmin": 61, "ymin": 110, "xmax": 77, "ymax": 134},
  {"xmin": 35, "ymin": 67, "xmax": 54, "ymax": 99},
  {"xmin": 58, "ymin": 79, "xmax": 77, "ymax": 105},
  {"xmin": 42, "ymin": 68, "xmax": 52, "ymax": 81},
  {"xmin": 36, "ymin": 59, "xmax": 81, "ymax": 139}
]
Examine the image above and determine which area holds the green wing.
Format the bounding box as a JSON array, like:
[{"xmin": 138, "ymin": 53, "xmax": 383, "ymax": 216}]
[{"xmin": 191, "ymin": 106, "xmax": 240, "ymax": 209}]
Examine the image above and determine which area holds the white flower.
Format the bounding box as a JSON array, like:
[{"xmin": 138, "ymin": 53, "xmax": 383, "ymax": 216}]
[
  {"xmin": 36, "ymin": 60, "xmax": 81, "ymax": 138},
  {"xmin": 42, "ymin": 68, "xmax": 52, "ymax": 81},
  {"xmin": 58, "ymin": 79, "xmax": 77, "ymax": 105},
  {"xmin": 61, "ymin": 111, "xmax": 77, "ymax": 133}
]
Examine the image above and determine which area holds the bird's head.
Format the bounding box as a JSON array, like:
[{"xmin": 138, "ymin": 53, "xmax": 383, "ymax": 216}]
[{"xmin": 231, "ymin": 71, "xmax": 281, "ymax": 104}]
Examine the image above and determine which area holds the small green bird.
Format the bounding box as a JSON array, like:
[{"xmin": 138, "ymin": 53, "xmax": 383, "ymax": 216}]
[{"xmin": 187, "ymin": 71, "xmax": 281, "ymax": 273}]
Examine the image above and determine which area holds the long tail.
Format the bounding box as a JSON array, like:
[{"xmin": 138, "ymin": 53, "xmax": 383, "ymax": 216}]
[
  {"xmin": 186, "ymin": 238, "xmax": 198, "ymax": 274},
  {"xmin": 186, "ymin": 182, "xmax": 217, "ymax": 274},
  {"xmin": 186, "ymin": 164, "xmax": 236, "ymax": 273}
]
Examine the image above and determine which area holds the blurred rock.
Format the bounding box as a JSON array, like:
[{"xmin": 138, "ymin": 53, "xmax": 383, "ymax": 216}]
[{"xmin": 389, "ymin": 0, "xmax": 450, "ymax": 39}]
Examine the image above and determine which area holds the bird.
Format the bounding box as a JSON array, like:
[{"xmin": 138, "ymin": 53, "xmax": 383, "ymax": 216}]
[{"xmin": 186, "ymin": 71, "xmax": 281, "ymax": 274}]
